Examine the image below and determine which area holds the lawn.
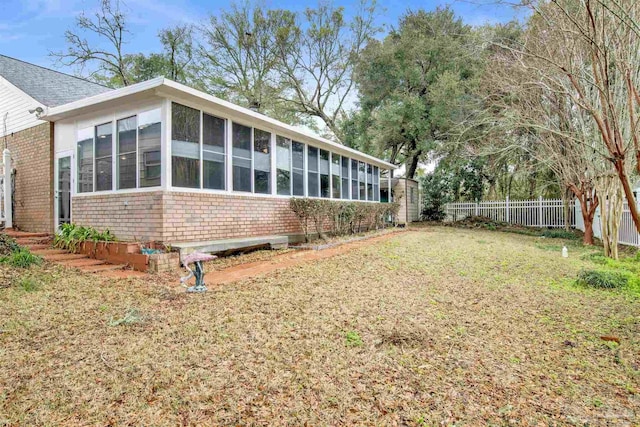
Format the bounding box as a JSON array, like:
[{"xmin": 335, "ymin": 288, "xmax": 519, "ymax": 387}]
[{"xmin": 1, "ymin": 226, "xmax": 639, "ymax": 425}]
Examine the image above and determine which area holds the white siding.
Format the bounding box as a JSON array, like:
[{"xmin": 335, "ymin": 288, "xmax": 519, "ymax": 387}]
[{"xmin": 0, "ymin": 76, "xmax": 45, "ymax": 137}]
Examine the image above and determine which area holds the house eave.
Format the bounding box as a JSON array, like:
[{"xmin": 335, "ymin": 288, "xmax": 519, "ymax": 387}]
[{"xmin": 41, "ymin": 77, "xmax": 397, "ymax": 170}]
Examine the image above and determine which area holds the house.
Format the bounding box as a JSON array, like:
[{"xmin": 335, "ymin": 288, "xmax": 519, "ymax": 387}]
[
  {"xmin": 0, "ymin": 55, "xmax": 110, "ymax": 233},
  {"xmin": 0, "ymin": 55, "xmax": 395, "ymax": 245}
]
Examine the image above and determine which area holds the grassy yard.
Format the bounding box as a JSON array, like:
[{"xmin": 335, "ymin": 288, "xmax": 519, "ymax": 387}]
[{"xmin": 1, "ymin": 226, "xmax": 639, "ymax": 425}]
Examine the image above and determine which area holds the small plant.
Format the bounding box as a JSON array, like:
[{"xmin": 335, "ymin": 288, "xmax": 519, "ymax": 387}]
[
  {"xmin": 54, "ymin": 223, "xmax": 116, "ymax": 252},
  {"xmin": 345, "ymin": 330, "xmax": 363, "ymax": 347},
  {"xmin": 0, "ymin": 248, "xmax": 42, "ymax": 268},
  {"xmin": 576, "ymin": 270, "xmax": 628, "ymax": 289},
  {"xmin": 17, "ymin": 276, "xmax": 41, "ymax": 292},
  {"xmin": 109, "ymin": 308, "xmax": 143, "ymax": 326}
]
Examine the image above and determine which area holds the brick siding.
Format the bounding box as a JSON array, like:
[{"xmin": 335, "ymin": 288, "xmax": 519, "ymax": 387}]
[
  {"xmin": 5, "ymin": 123, "xmax": 54, "ymax": 233},
  {"xmin": 71, "ymin": 191, "xmax": 302, "ymax": 243}
]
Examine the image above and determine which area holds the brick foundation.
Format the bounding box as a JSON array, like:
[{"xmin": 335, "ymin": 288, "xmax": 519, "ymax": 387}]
[
  {"xmin": 5, "ymin": 123, "xmax": 54, "ymax": 233},
  {"xmin": 72, "ymin": 191, "xmax": 302, "ymax": 243}
]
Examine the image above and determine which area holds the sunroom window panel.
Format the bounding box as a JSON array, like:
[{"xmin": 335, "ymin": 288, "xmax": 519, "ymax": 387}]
[
  {"xmin": 373, "ymin": 166, "xmax": 380, "ymax": 201},
  {"xmin": 367, "ymin": 163, "xmax": 373, "ymax": 200},
  {"xmin": 292, "ymin": 141, "xmax": 305, "ymax": 196},
  {"xmin": 341, "ymin": 156, "xmax": 349, "ymax": 199},
  {"xmin": 77, "ymin": 127, "xmax": 93, "ymax": 193},
  {"xmin": 117, "ymin": 116, "xmax": 136, "ymax": 190},
  {"xmin": 171, "ymin": 103, "xmax": 200, "ymax": 188},
  {"xmin": 232, "ymin": 123, "xmax": 252, "ymax": 192},
  {"xmin": 307, "ymin": 146, "xmax": 318, "ymax": 197},
  {"xmin": 359, "ymin": 161, "xmax": 366, "ymax": 200},
  {"xmin": 351, "ymin": 159, "xmax": 358, "ymax": 200},
  {"xmin": 95, "ymin": 122, "xmax": 112, "ymax": 192},
  {"xmin": 203, "ymin": 113, "xmax": 226, "ymax": 190},
  {"xmin": 138, "ymin": 109, "xmax": 162, "ymax": 188},
  {"xmin": 331, "ymin": 153, "xmax": 340, "ymax": 198},
  {"xmin": 319, "ymin": 149, "xmax": 330, "ymax": 198},
  {"xmin": 276, "ymin": 136, "xmax": 291, "ymax": 196},
  {"xmin": 254, "ymin": 129, "xmax": 271, "ymax": 194}
]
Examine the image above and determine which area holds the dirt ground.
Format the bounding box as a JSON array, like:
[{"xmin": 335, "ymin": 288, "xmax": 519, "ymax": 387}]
[{"xmin": 1, "ymin": 226, "xmax": 639, "ymax": 425}]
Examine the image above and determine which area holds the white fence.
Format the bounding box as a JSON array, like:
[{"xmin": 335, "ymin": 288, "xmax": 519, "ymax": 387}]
[
  {"xmin": 575, "ymin": 201, "xmax": 640, "ymax": 247},
  {"xmin": 444, "ymin": 197, "xmax": 576, "ymax": 228},
  {"xmin": 445, "ymin": 196, "xmax": 640, "ymax": 247},
  {"xmin": 0, "ymin": 149, "xmax": 12, "ymax": 229}
]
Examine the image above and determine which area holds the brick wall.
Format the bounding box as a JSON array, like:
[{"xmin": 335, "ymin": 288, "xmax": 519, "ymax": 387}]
[
  {"xmin": 71, "ymin": 191, "xmax": 302, "ymax": 243},
  {"xmin": 5, "ymin": 123, "xmax": 54, "ymax": 233},
  {"xmin": 72, "ymin": 192, "xmax": 164, "ymax": 241}
]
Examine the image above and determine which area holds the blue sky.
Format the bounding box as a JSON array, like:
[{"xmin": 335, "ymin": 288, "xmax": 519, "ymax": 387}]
[{"xmin": 0, "ymin": 0, "xmax": 525, "ymax": 74}]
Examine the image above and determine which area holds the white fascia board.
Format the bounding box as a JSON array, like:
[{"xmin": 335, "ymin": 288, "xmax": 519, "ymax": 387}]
[{"xmin": 41, "ymin": 76, "xmax": 397, "ymax": 170}]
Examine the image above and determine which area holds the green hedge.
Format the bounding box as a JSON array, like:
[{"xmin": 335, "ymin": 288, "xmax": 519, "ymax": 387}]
[{"xmin": 289, "ymin": 198, "xmax": 400, "ymax": 242}]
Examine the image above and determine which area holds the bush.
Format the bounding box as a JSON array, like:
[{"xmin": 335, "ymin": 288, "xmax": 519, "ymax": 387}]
[
  {"xmin": 0, "ymin": 234, "xmax": 20, "ymax": 256},
  {"xmin": 577, "ymin": 269, "xmax": 629, "ymax": 289},
  {"xmin": 54, "ymin": 223, "xmax": 116, "ymax": 251},
  {"xmin": 0, "ymin": 248, "xmax": 42, "ymax": 268},
  {"xmin": 290, "ymin": 198, "xmax": 400, "ymax": 242},
  {"xmin": 540, "ymin": 229, "xmax": 580, "ymax": 240}
]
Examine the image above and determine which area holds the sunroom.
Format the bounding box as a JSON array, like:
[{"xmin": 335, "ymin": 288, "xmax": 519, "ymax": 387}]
[{"xmin": 44, "ymin": 78, "xmax": 395, "ymax": 244}]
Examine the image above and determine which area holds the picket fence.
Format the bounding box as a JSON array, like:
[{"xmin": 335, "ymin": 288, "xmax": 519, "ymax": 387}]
[
  {"xmin": 445, "ymin": 197, "xmax": 640, "ymax": 247},
  {"xmin": 444, "ymin": 197, "xmax": 576, "ymax": 228}
]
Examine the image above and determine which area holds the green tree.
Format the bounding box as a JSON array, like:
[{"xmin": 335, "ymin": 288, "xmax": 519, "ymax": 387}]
[{"xmin": 348, "ymin": 7, "xmax": 481, "ymax": 178}]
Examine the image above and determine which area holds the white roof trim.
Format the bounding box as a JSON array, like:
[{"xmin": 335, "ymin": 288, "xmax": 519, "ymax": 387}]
[{"xmin": 42, "ymin": 77, "xmax": 396, "ymax": 169}]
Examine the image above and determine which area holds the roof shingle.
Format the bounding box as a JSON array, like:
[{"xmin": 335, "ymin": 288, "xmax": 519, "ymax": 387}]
[{"xmin": 0, "ymin": 54, "xmax": 111, "ymax": 107}]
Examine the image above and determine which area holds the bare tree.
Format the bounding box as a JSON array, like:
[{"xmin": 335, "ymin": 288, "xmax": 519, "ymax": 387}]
[
  {"xmin": 51, "ymin": 0, "xmax": 130, "ymax": 86},
  {"xmin": 159, "ymin": 25, "xmax": 194, "ymax": 82},
  {"xmin": 276, "ymin": 0, "xmax": 380, "ymax": 141},
  {"xmin": 197, "ymin": 3, "xmax": 299, "ymax": 122},
  {"xmin": 515, "ymin": 0, "xmax": 640, "ymax": 233}
]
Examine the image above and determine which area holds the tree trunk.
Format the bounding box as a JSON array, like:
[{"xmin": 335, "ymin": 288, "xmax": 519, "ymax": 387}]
[
  {"xmin": 406, "ymin": 151, "xmax": 421, "ymax": 179},
  {"xmin": 583, "ymin": 217, "xmax": 594, "ymax": 245}
]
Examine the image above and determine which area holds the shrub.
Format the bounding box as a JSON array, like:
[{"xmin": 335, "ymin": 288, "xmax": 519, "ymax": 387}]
[
  {"xmin": 577, "ymin": 269, "xmax": 629, "ymax": 289},
  {"xmin": 540, "ymin": 229, "xmax": 580, "ymax": 240},
  {"xmin": 289, "ymin": 198, "xmax": 399, "ymax": 241},
  {"xmin": 0, "ymin": 234, "xmax": 20, "ymax": 256},
  {"xmin": 0, "ymin": 248, "xmax": 42, "ymax": 268},
  {"xmin": 54, "ymin": 223, "xmax": 116, "ymax": 251}
]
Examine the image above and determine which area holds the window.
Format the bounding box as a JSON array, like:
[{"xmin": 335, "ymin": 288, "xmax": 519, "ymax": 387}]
[
  {"xmin": 331, "ymin": 153, "xmax": 341, "ymax": 199},
  {"xmin": 359, "ymin": 161, "xmax": 366, "ymax": 200},
  {"xmin": 95, "ymin": 123, "xmax": 113, "ymax": 191},
  {"xmin": 117, "ymin": 116, "xmax": 136, "ymax": 190},
  {"xmin": 171, "ymin": 103, "xmax": 200, "ymax": 188},
  {"xmin": 380, "ymin": 169, "xmax": 390, "ymax": 203},
  {"xmin": 351, "ymin": 159, "xmax": 358, "ymax": 200},
  {"xmin": 373, "ymin": 166, "xmax": 380, "ymax": 202},
  {"xmin": 410, "ymin": 186, "xmax": 416, "ymax": 204},
  {"xmin": 77, "ymin": 127, "xmax": 93, "ymax": 193},
  {"xmin": 203, "ymin": 113, "xmax": 225, "ymax": 190},
  {"xmin": 138, "ymin": 109, "xmax": 162, "ymax": 188},
  {"xmin": 320, "ymin": 149, "xmax": 330, "ymax": 198},
  {"xmin": 307, "ymin": 146, "xmax": 319, "ymax": 197},
  {"xmin": 367, "ymin": 163, "xmax": 373, "ymax": 200},
  {"xmin": 292, "ymin": 141, "xmax": 305, "ymax": 196},
  {"xmin": 254, "ymin": 129, "xmax": 271, "ymax": 194},
  {"xmin": 341, "ymin": 156, "xmax": 349, "ymax": 199},
  {"xmin": 232, "ymin": 123, "xmax": 252, "ymax": 192},
  {"xmin": 276, "ymin": 136, "xmax": 291, "ymax": 196}
]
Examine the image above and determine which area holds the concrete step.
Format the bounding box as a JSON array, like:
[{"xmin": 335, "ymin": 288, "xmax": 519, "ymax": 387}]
[
  {"xmin": 33, "ymin": 249, "xmax": 69, "ymax": 256},
  {"xmin": 4, "ymin": 231, "xmax": 51, "ymax": 238},
  {"xmin": 57, "ymin": 258, "xmax": 107, "ymax": 268},
  {"xmin": 79, "ymin": 263, "xmax": 126, "ymax": 273},
  {"xmin": 43, "ymin": 253, "xmax": 88, "ymax": 262},
  {"xmin": 25, "ymin": 244, "xmax": 52, "ymax": 251}
]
